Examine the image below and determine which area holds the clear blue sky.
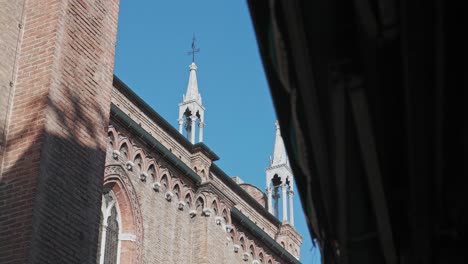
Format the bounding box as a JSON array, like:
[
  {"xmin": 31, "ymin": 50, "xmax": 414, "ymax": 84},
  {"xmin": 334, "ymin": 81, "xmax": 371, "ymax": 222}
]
[{"xmin": 114, "ymin": 1, "xmax": 321, "ymax": 263}]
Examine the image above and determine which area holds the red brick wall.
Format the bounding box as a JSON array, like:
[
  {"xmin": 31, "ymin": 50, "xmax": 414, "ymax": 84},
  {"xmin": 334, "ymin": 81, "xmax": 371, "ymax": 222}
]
[{"xmin": 0, "ymin": 0, "xmax": 120, "ymax": 263}]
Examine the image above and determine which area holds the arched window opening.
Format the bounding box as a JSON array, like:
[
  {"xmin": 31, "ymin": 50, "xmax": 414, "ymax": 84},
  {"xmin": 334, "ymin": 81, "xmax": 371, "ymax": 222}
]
[
  {"xmin": 108, "ymin": 132, "xmax": 114, "ymax": 148},
  {"xmin": 98, "ymin": 190, "xmax": 121, "ymax": 264},
  {"xmin": 267, "ymin": 260, "xmax": 272, "ymax": 264},
  {"xmin": 259, "ymin": 252, "xmax": 264, "ymax": 263},
  {"xmin": 160, "ymin": 175, "xmax": 168, "ymax": 192},
  {"xmin": 148, "ymin": 164, "xmax": 155, "ymax": 180},
  {"xmin": 229, "ymin": 229, "xmax": 235, "ymax": 242},
  {"xmin": 222, "ymin": 209, "xmax": 228, "ymax": 224},
  {"xmin": 249, "ymin": 244, "xmax": 255, "ymax": 260},
  {"xmin": 119, "ymin": 143, "xmax": 128, "ymax": 159},
  {"xmin": 211, "ymin": 201, "xmax": 218, "ymax": 216},
  {"xmin": 195, "ymin": 197, "xmax": 204, "ymax": 212},
  {"xmin": 134, "ymin": 154, "xmax": 142, "ymax": 171},
  {"xmin": 281, "ymin": 241, "xmax": 285, "ymax": 248},
  {"xmin": 239, "ymin": 237, "xmax": 245, "ymax": 252},
  {"xmin": 185, "ymin": 193, "xmax": 192, "ymax": 209},
  {"xmin": 173, "ymin": 184, "xmax": 180, "ymax": 200}
]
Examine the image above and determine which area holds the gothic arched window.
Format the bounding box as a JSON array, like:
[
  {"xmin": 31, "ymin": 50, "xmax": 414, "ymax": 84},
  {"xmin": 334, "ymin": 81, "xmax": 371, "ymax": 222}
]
[
  {"xmin": 98, "ymin": 190, "xmax": 121, "ymax": 264},
  {"xmin": 211, "ymin": 201, "xmax": 218, "ymax": 216},
  {"xmin": 195, "ymin": 197, "xmax": 204, "ymax": 212}
]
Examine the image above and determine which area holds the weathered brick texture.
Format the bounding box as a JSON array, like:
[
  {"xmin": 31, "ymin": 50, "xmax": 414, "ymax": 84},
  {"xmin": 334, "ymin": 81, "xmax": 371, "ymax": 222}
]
[{"xmin": 0, "ymin": 0, "xmax": 120, "ymax": 263}]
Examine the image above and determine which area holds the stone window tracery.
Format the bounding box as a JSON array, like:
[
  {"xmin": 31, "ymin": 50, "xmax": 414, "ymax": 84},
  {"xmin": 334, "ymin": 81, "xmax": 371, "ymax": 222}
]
[
  {"xmin": 108, "ymin": 132, "xmax": 114, "ymax": 148},
  {"xmin": 134, "ymin": 154, "xmax": 142, "ymax": 171},
  {"xmin": 160, "ymin": 175, "xmax": 168, "ymax": 192},
  {"xmin": 195, "ymin": 197, "xmax": 204, "ymax": 212},
  {"xmin": 119, "ymin": 143, "xmax": 128, "ymax": 159},
  {"xmin": 173, "ymin": 184, "xmax": 180, "ymax": 200},
  {"xmin": 249, "ymin": 245, "xmax": 255, "ymax": 260},
  {"xmin": 98, "ymin": 190, "xmax": 121, "ymax": 264},
  {"xmin": 211, "ymin": 201, "xmax": 218, "ymax": 216},
  {"xmin": 185, "ymin": 193, "xmax": 192, "ymax": 209},
  {"xmin": 240, "ymin": 237, "xmax": 245, "ymax": 252},
  {"xmin": 148, "ymin": 165, "xmax": 155, "ymax": 180}
]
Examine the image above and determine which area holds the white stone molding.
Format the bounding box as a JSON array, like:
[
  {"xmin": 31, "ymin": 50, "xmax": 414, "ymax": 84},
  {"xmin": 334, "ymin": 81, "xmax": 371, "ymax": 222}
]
[
  {"xmin": 243, "ymin": 252, "xmax": 249, "ymax": 261},
  {"xmin": 119, "ymin": 233, "xmax": 137, "ymax": 241},
  {"xmin": 215, "ymin": 216, "xmax": 223, "ymax": 225},
  {"xmin": 252, "ymin": 260, "xmax": 260, "ymax": 264},
  {"xmin": 177, "ymin": 201, "xmax": 186, "ymax": 211},
  {"xmin": 152, "ymin": 182, "xmax": 161, "ymax": 192},
  {"xmin": 202, "ymin": 208, "xmax": 212, "ymax": 217},
  {"xmin": 233, "ymin": 244, "xmax": 241, "ymax": 253},
  {"xmin": 139, "ymin": 172, "xmax": 147, "ymax": 182},
  {"xmin": 165, "ymin": 191, "xmax": 174, "ymax": 201},
  {"xmin": 225, "ymin": 224, "xmax": 233, "ymax": 233},
  {"xmin": 125, "ymin": 161, "xmax": 134, "ymax": 171},
  {"xmin": 112, "ymin": 150, "xmax": 120, "ymax": 160},
  {"xmin": 189, "ymin": 209, "xmax": 197, "ymax": 218}
]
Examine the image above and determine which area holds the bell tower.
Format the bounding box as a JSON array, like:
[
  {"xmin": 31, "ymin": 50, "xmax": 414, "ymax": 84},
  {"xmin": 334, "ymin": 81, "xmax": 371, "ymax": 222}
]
[
  {"xmin": 178, "ymin": 36, "xmax": 205, "ymax": 144},
  {"xmin": 266, "ymin": 120, "xmax": 295, "ymax": 226}
]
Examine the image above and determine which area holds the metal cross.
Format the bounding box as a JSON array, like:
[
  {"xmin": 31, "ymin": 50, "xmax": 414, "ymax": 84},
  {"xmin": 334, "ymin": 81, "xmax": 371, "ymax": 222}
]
[{"xmin": 188, "ymin": 34, "xmax": 200, "ymax": 63}]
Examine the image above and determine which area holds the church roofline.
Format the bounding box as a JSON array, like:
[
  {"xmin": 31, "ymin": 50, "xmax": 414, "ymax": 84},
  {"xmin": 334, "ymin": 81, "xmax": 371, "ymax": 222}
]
[
  {"xmin": 110, "ymin": 103, "xmax": 202, "ymax": 185},
  {"xmin": 231, "ymin": 208, "xmax": 301, "ymax": 264},
  {"xmin": 210, "ymin": 164, "xmax": 281, "ymax": 226},
  {"xmin": 113, "ymin": 75, "xmax": 219, "ymax": 161}
]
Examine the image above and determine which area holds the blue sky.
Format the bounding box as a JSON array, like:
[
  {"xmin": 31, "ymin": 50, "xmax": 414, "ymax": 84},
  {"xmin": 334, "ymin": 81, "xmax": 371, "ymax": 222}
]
[{"xmin": 114, "ymin": 1, "xmax": 321, "ymax": 263}]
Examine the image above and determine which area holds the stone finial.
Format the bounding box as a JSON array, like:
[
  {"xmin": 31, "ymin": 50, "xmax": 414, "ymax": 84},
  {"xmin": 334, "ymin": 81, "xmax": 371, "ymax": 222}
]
[
  {"xmin": 189, "ymin": 209, "xmax": 197, "ymax": 218},
  {"xmin": 112, "ymin": 150, "xmax": 120, "ymax": 159},
  {"xmin": 178, "ymin": 201, "xmax": 186, "ymax": 211},
  {"xmin": 152, "ymin": 182, "xmax": 161, "ymax": 192},
  {"xmin": 202, "ymin": 208, "xmax": 212, "ymax": 217},
  {"xmin": 165, "ymin": 191, "xmax": 174, "ymax": 201},
  {"xmin": 126, "ymin": 161, "xmax": 134, "ymax": 171},
  {"xmin": 233, "ymin": 244, "xmax": 241, "ymax": 253},
  {"xmin": 215, "ymin": 216, "xmax": 223, "ymax": 225},
  {"xmin": 139, "ymin": 172, "xmax": 148, "ymax": 182}
]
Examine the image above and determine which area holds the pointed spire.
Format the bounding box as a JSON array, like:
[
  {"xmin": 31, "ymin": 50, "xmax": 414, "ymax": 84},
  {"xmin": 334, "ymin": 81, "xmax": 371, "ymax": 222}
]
[
  {"xmin": 183, "ymin": 62, "xmax": 202, "ymax": 103},
  {"xmin": 271, "ymin": 120, "xmax": 288, "ymax": 166}
]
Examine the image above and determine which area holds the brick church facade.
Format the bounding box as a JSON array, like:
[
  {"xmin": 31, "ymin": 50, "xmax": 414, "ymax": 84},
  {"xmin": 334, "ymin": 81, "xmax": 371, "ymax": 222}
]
[{"xmin": 0, "ymin": 0, "xmax": 301, "ymax": 263}]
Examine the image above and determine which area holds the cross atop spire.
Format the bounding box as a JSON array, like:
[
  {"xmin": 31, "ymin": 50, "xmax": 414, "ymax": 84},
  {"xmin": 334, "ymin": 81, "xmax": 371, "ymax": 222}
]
[{"xmin": 188, "ymin": 34, "xmax": 200, "ymax": 63}]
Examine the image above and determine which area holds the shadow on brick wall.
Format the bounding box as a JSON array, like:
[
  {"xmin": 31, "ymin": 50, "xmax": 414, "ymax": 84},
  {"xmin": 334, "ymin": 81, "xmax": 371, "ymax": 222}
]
[{"xmin": 0, "ymin": 87, "xmax": 110, "ymax": 264}]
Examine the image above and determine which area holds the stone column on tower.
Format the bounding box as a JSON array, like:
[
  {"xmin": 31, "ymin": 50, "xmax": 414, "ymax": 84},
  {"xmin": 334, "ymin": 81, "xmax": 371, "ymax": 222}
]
[
  {"xmin": 267, "ymin": 187, "xmax": 273, "ymax": 214},
  {"xmin": 190, "ymin": 115, "xmax": 197, "ymax": 144},
  {"xmin": 199, "ymin": 121, "xmax": 204, "ymax": 142},
  {"xmin": 289, "ymin": 189, "xmax": 294, "ymax": 226},
  {"xmin": 282, "ymin": 184, "xmax": 288, "ymax": 223}
]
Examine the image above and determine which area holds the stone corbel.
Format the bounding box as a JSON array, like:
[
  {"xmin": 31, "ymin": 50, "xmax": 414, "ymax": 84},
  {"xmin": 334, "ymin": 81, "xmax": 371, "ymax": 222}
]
[
  {"xmin": 225, "ymin": 224, "xmax": 233, "ymax": 233},
  {"xmin": 178, "ymin": 201, "xmax": 186, "ymax": 211},
  {"xmin": 242, "ymin": 252, "xmax": 249, "ymax": 261},
  {"xmin": 233, "ymin": 244, "xmax": 241, "ymax": 253},
  {"xmin": 126, "ymin": 161, "xmax": 134, "ymax": 171},
  {"xmin": 215, "ymin": 216, "xmax": 223, "ymax": 225},
  {"xmin": 112, "ymin": 150, "xmax": 120, "ymax": 160},
  {"xmin": 202, "ymin": 208, "xmax": 212, "ymax": 217},
  {"xmin": 152, "ymin": 182, "xmax": 161, "ymax": 192},
  {"xmin": 139, "ymin": 172, "xmax": 148, "ymax": 182},
  {"xmin": 189, "ymin": 209, "xmax": 197, "ymax": 218},
  {"xmin": 165, "ymin": 191, "xmax": 174, "ymax": 201}
]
